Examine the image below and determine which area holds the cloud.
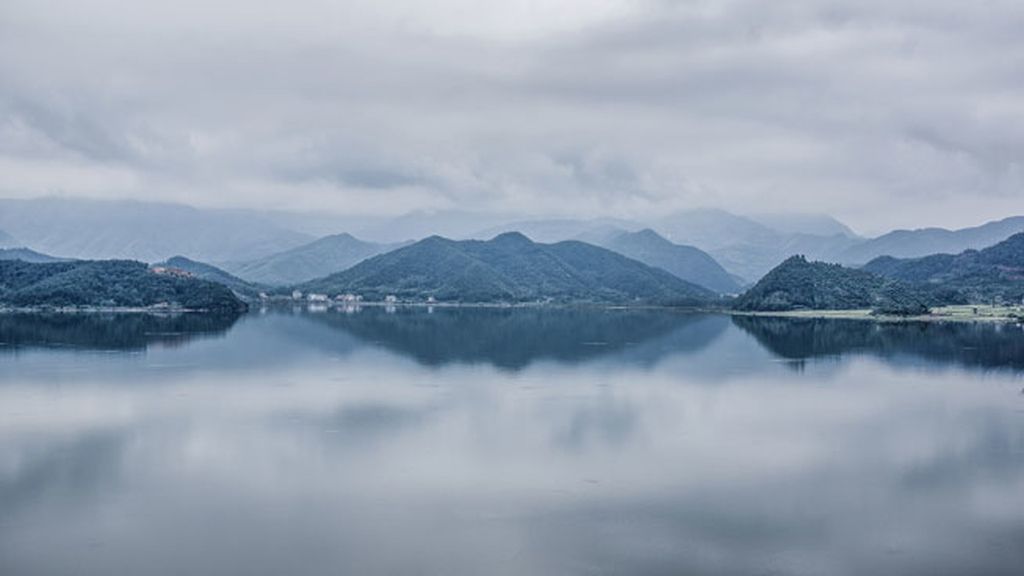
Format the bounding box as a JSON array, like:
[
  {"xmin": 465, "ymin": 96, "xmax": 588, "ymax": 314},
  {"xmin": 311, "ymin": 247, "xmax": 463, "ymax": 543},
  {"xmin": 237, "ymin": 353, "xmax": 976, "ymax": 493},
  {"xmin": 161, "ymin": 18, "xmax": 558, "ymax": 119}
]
[{"xmin": 1, "ymin": 0, "xmax": 1022, "ymax": 232}]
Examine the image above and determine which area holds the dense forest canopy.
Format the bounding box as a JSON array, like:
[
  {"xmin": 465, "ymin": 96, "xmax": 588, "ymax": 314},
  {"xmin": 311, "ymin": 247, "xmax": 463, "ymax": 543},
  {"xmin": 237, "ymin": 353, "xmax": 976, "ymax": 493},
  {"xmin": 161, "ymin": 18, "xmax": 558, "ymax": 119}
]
[{"xmin": 0, "ymin": 259, "xmax": 246, "ymax": 312}]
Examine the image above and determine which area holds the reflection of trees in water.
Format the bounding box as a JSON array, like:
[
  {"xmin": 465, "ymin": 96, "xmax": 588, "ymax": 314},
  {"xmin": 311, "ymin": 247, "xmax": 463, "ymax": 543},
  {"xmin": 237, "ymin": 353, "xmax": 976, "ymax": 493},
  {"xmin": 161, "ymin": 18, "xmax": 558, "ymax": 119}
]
[
  {"xmin": 302, "ymin": 307, "xmax": 727, "ymax": 370},
  {"xmin": 733, "ymin": 316, "xmax": 1024, "ymax": 371},
  {"xmin": 0, "ymin": 312, "xmax": 241, "ymax": 352}
]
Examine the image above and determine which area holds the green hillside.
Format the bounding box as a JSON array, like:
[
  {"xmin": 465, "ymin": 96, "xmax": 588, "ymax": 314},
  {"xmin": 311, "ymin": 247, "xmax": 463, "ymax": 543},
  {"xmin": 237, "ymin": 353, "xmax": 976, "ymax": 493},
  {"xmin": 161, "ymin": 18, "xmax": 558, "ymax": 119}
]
[
  {"xmin": 733, "ymin": 255, "xmax": 931, "ymax": 315},
  {"xmin": 297, "ymin": 233, "xmax": 717, "ymax": 306},
  {"xmin": 159, "ymin": 256, "xmax": 265, "ymax": 299},
  {"xmin": 0, "ymin": 260, "xmax": 246, "ymax": 312}
]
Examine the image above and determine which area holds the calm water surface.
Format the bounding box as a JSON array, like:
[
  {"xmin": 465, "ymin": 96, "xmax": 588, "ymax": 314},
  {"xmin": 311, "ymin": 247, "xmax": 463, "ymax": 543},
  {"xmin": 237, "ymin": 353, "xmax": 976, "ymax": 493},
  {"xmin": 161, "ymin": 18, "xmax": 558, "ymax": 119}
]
[{"xmin": 1, "ymin": 308, "xmax": 1023, "ymax": 575}]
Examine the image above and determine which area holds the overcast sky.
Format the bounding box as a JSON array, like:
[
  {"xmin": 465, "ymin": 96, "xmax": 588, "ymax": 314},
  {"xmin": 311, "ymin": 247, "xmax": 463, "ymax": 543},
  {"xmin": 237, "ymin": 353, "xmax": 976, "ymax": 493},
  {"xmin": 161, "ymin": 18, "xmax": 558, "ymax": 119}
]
[{"xmin": 1, "ymin": 0, "xmax": 1022, "ymax": 234}]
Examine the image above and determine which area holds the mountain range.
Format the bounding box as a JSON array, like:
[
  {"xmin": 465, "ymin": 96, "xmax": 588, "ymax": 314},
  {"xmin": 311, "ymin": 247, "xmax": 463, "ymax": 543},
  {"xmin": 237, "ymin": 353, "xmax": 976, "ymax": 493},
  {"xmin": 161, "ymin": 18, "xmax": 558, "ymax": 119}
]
[
  {"xmin": 1, "ymin": 197, "xmax": 1022, "ymax": 290},
  {"xmin": 590, "ymin": 229, "xmax": 741, "ymax": 294},
  {"xmin": 863, "ymin": 232, "xmax": 1024, "ymax": 304},
  {"xmin": 222, "ymin": 233, "xmax": 401, "ymax": 286},
  {"xmin": 297, "ymin": 232, "xmax": 717, "ymax": 306},
  {"xmin": 734, "ymin": 233, "xmax": 1024, "ymax": 314},
  {"xmin": 835, "ymin": 216, "xmax": 1024, "ymax": 264}
]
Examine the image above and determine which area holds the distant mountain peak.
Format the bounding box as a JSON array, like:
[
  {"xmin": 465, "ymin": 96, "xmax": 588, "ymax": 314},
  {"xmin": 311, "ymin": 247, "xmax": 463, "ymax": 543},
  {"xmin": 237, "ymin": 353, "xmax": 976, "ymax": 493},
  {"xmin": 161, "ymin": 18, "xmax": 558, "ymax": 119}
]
[
  {"xmin": 592, "ymin": 228, "xmax": 741, "ymax": 293},
  {"xmin": 623, "ymin": 228, "xmax": 668, "ymax": 243},
  {"xmin": 490, "ymin": 231, "xmax": 534, "ymax": 245},
  {"xmin": 322, "ymin": 232, "xmax": 358, "ymax": 242},
  {"xmin": 734, "ymin": 255, "xmax": 929, "ymax": 314}
]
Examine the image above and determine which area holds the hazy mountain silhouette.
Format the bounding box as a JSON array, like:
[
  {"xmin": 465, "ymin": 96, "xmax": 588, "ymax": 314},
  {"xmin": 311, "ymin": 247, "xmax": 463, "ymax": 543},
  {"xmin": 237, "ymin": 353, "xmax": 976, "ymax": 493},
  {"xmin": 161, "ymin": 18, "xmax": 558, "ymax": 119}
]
[
  {"xmin": 297, "ymin": 232, "xmax": 717, "ymax": 305},
  {"xmin": 224, "ymin": 233, "xmax": 401, "ymax": 286}
]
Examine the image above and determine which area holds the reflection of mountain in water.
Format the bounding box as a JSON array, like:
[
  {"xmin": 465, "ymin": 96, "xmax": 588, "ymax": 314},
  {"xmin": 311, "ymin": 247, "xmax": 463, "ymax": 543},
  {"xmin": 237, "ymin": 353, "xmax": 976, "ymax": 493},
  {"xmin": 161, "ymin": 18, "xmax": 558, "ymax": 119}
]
[
  {"xmin": 733, "ymin": 316, "xmax": 1024, "ymax": 371},
  {"xmin": 0, "ymin": 312, "xmax": 241, "ymax": 352},
  {"xmin": 302, "ymin": 307, "xmax": 727, "ymax": 370}
]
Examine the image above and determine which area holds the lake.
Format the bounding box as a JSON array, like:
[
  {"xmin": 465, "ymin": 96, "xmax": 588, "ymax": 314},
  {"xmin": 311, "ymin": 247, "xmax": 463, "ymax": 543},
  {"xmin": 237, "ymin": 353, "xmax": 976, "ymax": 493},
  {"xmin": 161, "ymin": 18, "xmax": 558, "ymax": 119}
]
[{"xmin": 1, "ymin": 308, "xmax": 1023, "ymax": 575}]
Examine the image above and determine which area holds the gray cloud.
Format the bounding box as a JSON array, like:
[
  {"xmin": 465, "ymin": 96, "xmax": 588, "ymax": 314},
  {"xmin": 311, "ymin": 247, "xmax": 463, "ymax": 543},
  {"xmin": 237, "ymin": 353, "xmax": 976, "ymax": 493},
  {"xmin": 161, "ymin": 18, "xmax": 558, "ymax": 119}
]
[{"xmin": 0, "ymin": 0, "xmax": 1022, "ymax": 233}]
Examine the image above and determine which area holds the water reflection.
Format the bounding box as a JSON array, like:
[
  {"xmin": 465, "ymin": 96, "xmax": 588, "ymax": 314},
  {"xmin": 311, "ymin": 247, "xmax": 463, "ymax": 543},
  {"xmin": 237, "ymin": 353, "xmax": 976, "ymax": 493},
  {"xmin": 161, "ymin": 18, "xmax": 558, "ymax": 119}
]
[
  {"xmin": 305, "ymin": 307, "xmax": 728, "ymax": 369},
  {"xmin": 0, "ymin": 312, "xmax": 240, "ymax": 352},
  {"xmin": 1, "ymin": 309, "xmax": 1023, "ymax": 575},
  {"xmin": 734, "ymin": 315, "xmax": 1024, "ymax": 372}
]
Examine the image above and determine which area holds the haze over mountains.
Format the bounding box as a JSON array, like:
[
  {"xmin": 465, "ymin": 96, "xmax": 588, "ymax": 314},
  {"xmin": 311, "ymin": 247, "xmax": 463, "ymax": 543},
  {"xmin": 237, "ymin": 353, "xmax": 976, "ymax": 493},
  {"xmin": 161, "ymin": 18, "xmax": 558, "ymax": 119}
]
[
  {"xmin": 0, "ymin": 248, "xmax": 66, "ymax": 263},
  {"xmin": 591, "ymin": 229, "xmax": 741, "ymax": 294},
  {"xmin": 222, "ymin": 234, "xmax": 402, "ymax": 286},
  {"xmin": 0, "ymin": 229, "xmax": 17, "ymax": 248},
  {"xmin": 0, "ymin": 198, "xmax": 313, "ymax": 263},
  {"xmin": 836, "ymin": 217, "xmax": 1024, "ymax": 264},
  {"xmin": 2, "ymin": 197, "xmax": 1023, "ymax": 291}
]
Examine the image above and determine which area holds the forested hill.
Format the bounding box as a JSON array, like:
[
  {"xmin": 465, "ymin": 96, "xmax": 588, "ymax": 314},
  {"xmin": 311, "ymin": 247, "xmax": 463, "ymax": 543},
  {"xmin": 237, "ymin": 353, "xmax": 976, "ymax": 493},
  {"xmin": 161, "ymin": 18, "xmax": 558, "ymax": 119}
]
[
  {"xmin": 0, "ymin": 260, "xmax": 246, "ymax": 312},
  {"xmin": 863, "ymin": 232, "xmax": 1024, "ymax": 303},
  {"xmin": 732, "ymin": 255, "xmax": 931, "ymax": 315},
  {"xmin": 159, "ymin": 256, "xmax": 265, "ymax": 299},
  {"xmin": 596, "ymin": 229, "xmax": 742, "ymax": 293},
  {"xmin": 297, "ymin": 232, "xmax": 718, "ymax": 306}
]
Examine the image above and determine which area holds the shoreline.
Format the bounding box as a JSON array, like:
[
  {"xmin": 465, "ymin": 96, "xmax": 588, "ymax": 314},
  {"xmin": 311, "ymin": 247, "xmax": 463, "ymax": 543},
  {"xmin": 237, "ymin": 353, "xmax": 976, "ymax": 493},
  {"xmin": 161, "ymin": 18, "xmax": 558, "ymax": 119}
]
[
  {"xmin": 2, "ymin": 302, "xmax": 1021, "ymax": 324},
  {"xmin": 729, "ymin": 305, "xmax": 1024, "ymax": 324},
  {"xmin": 0, "ymin": 306, "xmax": 241, "ymax": 315}
]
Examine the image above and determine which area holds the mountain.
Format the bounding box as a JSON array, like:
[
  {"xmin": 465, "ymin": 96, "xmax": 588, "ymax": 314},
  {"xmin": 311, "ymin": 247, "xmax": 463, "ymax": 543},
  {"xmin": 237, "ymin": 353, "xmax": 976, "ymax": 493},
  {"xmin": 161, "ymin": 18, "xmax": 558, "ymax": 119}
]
[
  {"xmin": 157, "ymin": 256, "xmax": 265, "ymax": 299},
  {"xmin": 0, "ymin": 198, "xmax": 314, "ymax": 262},
  {"xmin": 650, "ymin": 209, "xmax": 863, "ymax": 282},
  {"xmin": 297, "ymin": 232, "xmax": 717, "ymax": 306},
  {"xmin": 0, "ymin": 248, "xmax": 67, "ymax": 263},
  {"xmin": 224, "ymin": 233, "xmax": 400, "ymax": 286},
  {"xmin": 0, "ymin": 260, "xmax": 246, "ymax": 312},
  {"xmin": 862, "ymin": 232, "xmax": 1024, "ymax": 304},
  {"xmin": 837, "ymin": 216, "xmax": 1024, "ymax": 265},
  {"xmin": 466, "ymin": 210, "xmax": 865, "ymax": 284},
  {"xmin": 733, "ymin": 255, "xmax": 931, "ymax": 315},
  {"xmin": 707, "ymin": 232, "xmax": 861, "ymax": 283},
  {"xmin": 593, "ymin": 229, "xmax": 742, "ymax": 293}
]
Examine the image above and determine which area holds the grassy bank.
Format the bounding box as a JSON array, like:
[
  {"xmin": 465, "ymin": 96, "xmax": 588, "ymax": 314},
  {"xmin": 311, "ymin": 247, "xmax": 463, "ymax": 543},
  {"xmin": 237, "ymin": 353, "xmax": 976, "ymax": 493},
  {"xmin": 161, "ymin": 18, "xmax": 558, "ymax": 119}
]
[{"xmin": 729, "ymin": 304, "xmax": 1024, "ymax": 323}]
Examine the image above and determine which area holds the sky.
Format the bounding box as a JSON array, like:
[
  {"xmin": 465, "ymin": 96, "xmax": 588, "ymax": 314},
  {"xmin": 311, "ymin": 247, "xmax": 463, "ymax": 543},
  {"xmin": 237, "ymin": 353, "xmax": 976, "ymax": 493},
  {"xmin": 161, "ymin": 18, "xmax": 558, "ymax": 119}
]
[{"xmin": 1, "ymin": 0, "xmax": 1022, "ymax": 235}]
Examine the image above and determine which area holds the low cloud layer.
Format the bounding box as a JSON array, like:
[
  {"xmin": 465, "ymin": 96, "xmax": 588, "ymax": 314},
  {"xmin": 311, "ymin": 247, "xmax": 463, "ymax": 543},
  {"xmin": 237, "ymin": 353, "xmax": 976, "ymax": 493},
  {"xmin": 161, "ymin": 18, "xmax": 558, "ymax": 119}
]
[{"xmin": 1, "ymin": 0, "xmax": 1022, "ymax": 233}]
